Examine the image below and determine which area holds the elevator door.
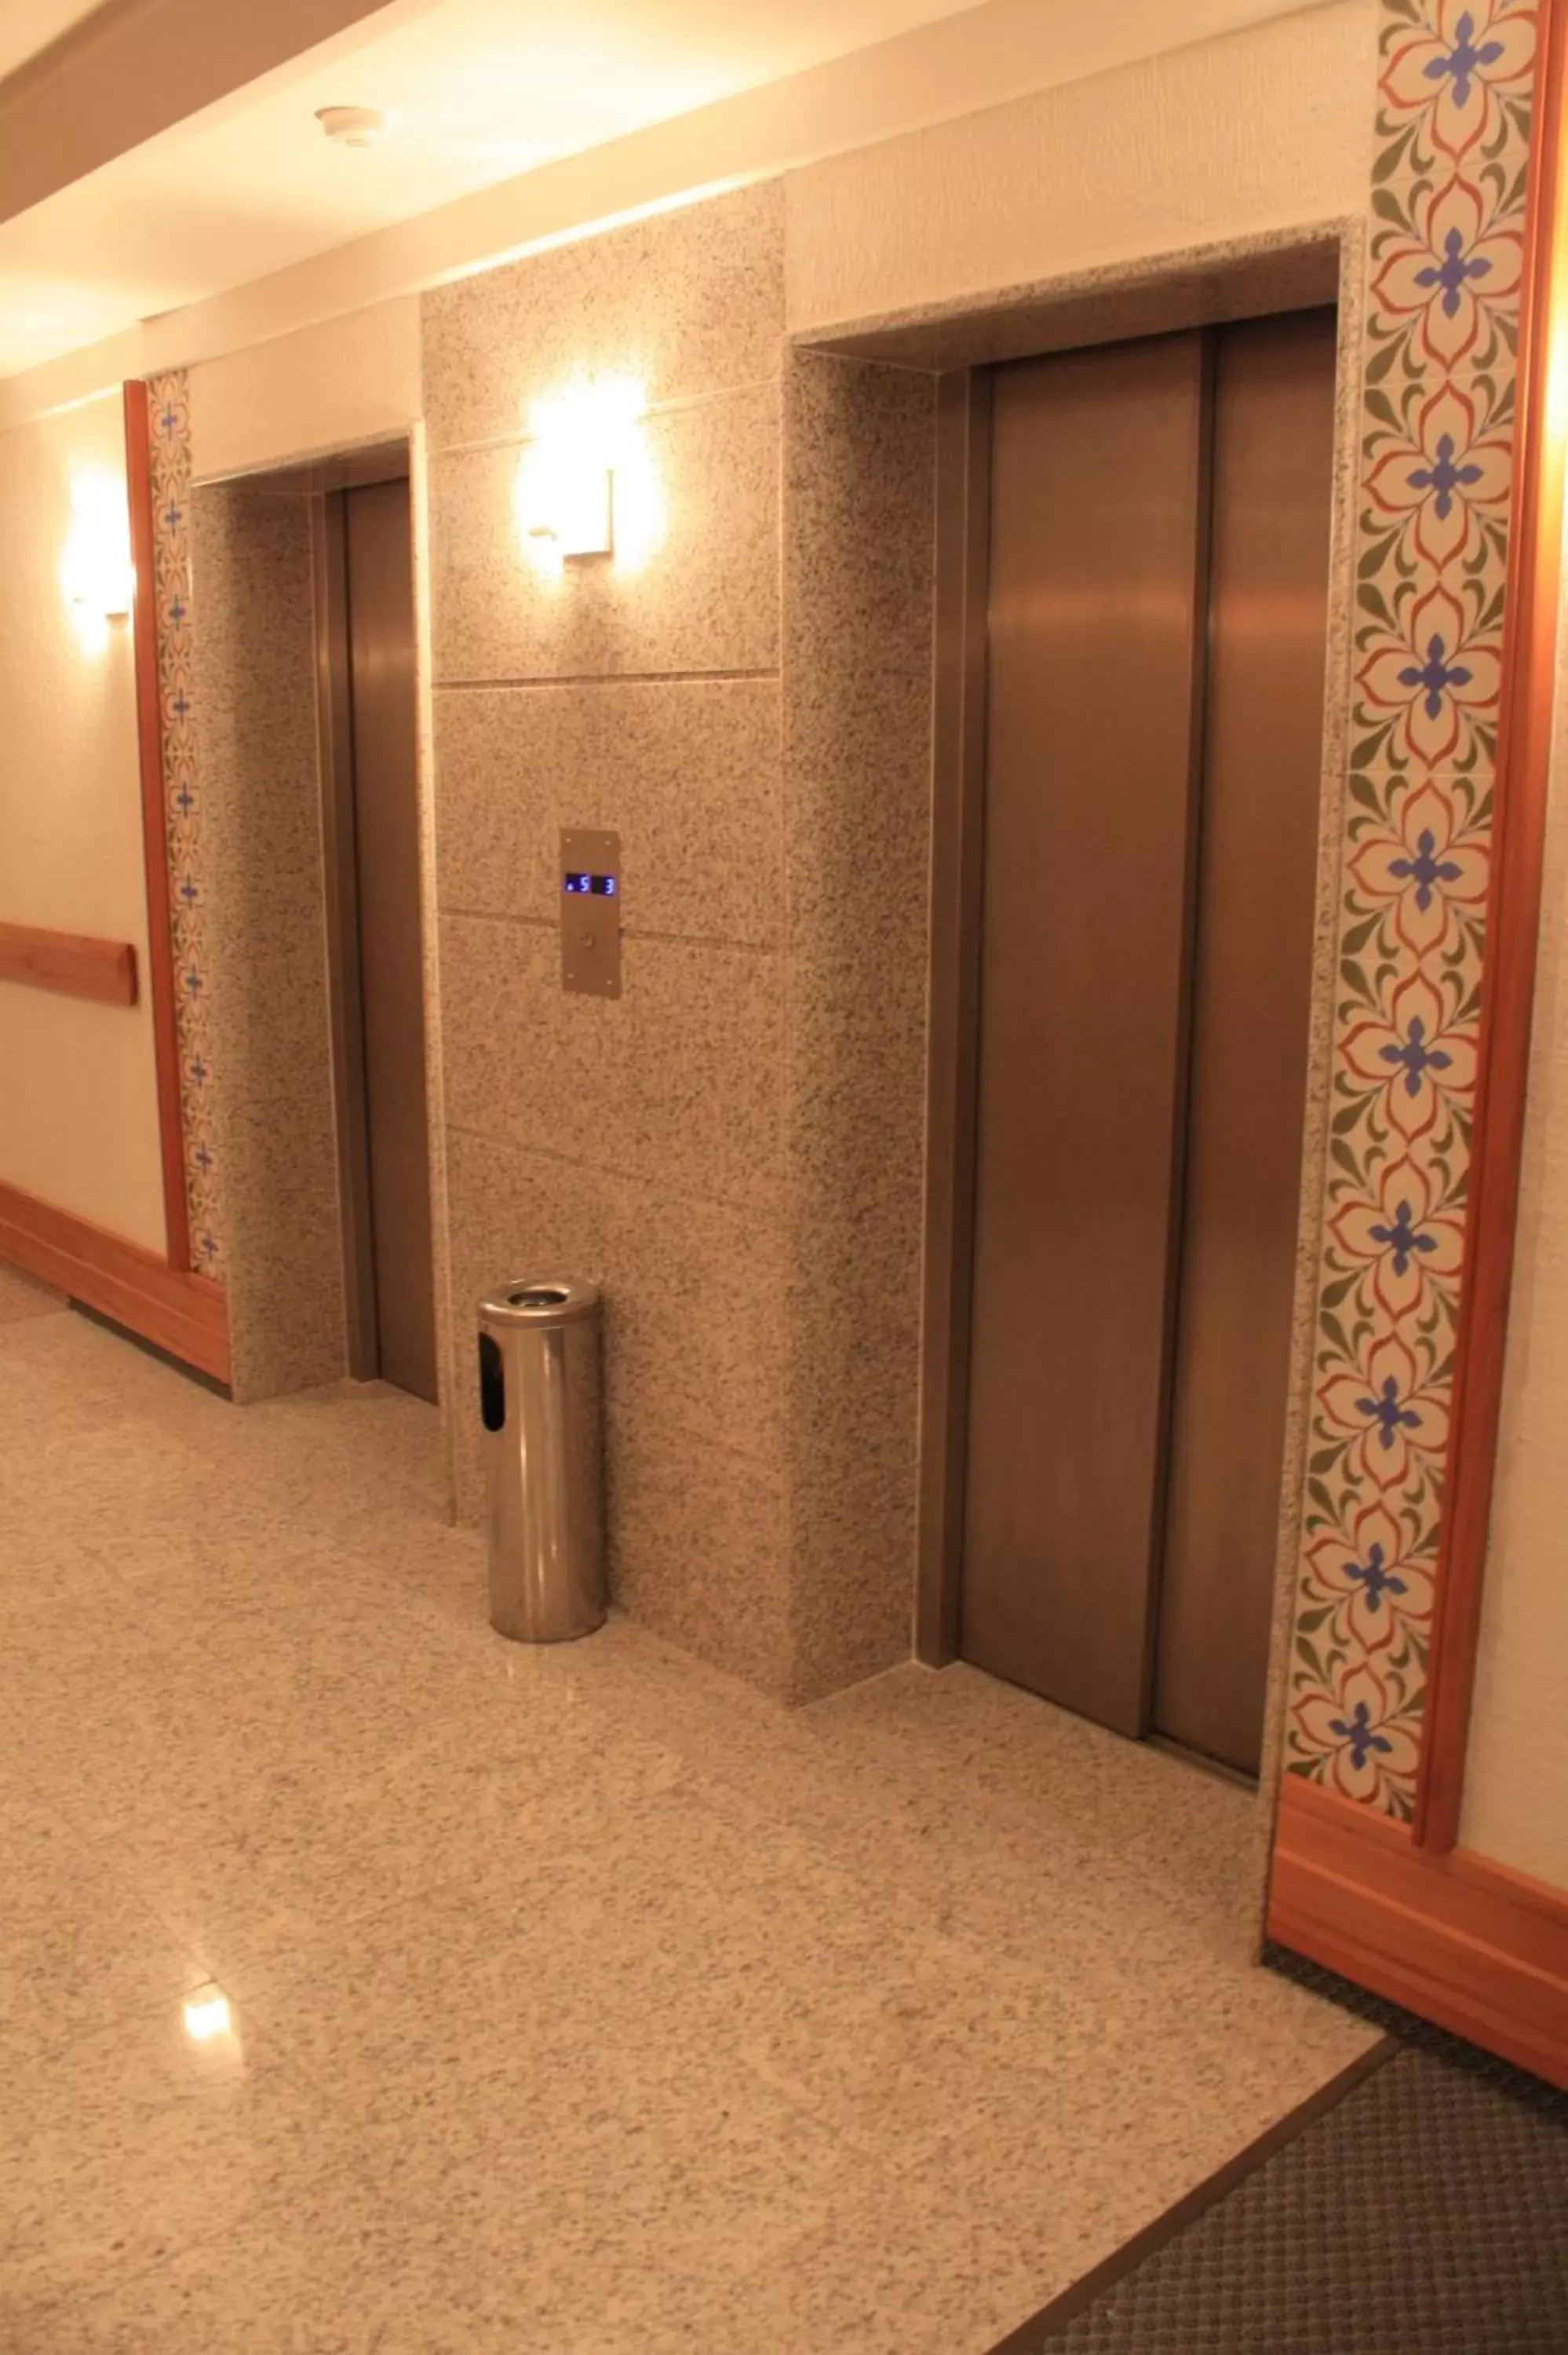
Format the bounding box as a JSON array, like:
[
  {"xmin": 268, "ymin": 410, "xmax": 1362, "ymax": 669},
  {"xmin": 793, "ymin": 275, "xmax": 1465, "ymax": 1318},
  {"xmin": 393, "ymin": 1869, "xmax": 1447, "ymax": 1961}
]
[
  {"xmin": 343, "ymin": 479, "xmax": 436, "ymax": 1404},
  {"xmin": 960, "ymin": 309, "xmax": 1336, "ymax": 1773},
  {"xmin": 1154, "ymin": 312, "xmax": 1338, "ymax": 1771}
]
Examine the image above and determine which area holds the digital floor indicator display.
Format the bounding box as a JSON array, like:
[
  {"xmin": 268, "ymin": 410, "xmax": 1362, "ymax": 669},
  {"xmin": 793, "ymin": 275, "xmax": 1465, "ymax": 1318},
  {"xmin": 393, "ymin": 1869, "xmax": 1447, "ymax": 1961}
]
[{"xmin": 559, "ymin": 827, "xmax": 622, "ymax": 997}]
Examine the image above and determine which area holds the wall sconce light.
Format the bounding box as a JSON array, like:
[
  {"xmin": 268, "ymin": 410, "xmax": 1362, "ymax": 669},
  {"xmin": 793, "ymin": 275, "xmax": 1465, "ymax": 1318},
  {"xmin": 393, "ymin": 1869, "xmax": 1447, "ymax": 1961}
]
[
  {"xmin": 515, "ymin": 374, "xmax": 662, "ymax": 575},
  {"xmin": 61, "ymin": 469, "xmax": 135, "ymax": 643}
]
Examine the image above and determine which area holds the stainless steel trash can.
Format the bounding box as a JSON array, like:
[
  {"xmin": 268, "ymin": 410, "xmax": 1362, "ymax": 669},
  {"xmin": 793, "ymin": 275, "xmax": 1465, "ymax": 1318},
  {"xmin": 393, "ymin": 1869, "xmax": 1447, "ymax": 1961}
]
[{"xmin": 478, "ymin": 1277, "xmax": 605, "ymax": 1643}]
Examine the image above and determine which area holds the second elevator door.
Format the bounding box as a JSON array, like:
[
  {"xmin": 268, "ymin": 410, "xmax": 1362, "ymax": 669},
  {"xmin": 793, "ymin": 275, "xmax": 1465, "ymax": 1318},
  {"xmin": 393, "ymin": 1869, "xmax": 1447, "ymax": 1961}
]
[
  {"xmin": 960, "ymin": 310, "xmax": 1336, "ymax": 1776},
  {"xmin": 343, "ymin": 479, "xmax": 437, "ymax": 1404}
]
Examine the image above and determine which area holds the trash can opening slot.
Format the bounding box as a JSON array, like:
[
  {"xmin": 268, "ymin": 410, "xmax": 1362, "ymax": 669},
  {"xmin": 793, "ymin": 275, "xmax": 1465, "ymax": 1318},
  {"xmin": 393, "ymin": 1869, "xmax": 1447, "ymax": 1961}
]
[
  {"xmin": 509, "ymin": 1285, "xmax": 570, "ymax": 1309},
  {"xmin": 479, "ymin": 1331, "xmax": 505, "ymax": 1432}
]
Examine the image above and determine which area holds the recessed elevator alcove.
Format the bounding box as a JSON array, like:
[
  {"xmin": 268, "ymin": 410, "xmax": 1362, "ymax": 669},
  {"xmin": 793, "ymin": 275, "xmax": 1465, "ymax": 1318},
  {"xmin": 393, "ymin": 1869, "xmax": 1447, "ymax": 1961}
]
[{"xmin": 958, "ymin": 309, "xmax": 1338, "ymax": 1778}]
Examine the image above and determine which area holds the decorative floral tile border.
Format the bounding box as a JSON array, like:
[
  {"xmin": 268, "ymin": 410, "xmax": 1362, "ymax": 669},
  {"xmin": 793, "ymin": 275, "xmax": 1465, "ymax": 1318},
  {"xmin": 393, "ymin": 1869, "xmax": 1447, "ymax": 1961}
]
[
  {"xmin": 145, "ymin": 369, "xmax": 222, "ymax": 1276},
  {"xmin": 1286, "ymin": 0, "xmax": 1538, "ymax": 1817}
]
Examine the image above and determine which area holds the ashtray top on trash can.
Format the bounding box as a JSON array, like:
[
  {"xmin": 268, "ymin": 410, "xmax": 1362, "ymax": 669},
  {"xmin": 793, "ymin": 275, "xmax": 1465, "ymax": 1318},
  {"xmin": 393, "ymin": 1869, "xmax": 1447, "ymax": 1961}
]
[{"xmin": 479, "ymin": 1276, "xmax": 600, "ymax": 1327}]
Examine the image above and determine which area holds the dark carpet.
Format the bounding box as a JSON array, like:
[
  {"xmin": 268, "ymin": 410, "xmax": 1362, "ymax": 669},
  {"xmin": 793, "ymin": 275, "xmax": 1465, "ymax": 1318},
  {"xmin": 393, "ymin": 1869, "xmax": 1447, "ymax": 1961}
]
[{"xmin": 992, "ymin": 1945, "xmax": 1568, "ymax": 2355}]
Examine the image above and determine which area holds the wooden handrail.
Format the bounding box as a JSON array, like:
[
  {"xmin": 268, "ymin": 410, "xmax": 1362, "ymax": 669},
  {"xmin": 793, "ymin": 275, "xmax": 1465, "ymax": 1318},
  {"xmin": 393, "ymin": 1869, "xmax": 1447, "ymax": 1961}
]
[{"xmin": 0, "ymin": 918, "xmax": 137, "ymax": 1006}]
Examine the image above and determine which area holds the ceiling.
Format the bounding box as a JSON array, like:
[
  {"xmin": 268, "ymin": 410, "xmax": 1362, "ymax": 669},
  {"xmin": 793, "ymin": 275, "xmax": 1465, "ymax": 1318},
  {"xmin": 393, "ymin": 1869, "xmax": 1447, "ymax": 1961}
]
[
  {"xmin": 0, "ymin": 0, "xmax": 105, "ymax": 82},
  {"xmin": 0, "ymin": 0, "xmax": 978, "ymax": 378}
]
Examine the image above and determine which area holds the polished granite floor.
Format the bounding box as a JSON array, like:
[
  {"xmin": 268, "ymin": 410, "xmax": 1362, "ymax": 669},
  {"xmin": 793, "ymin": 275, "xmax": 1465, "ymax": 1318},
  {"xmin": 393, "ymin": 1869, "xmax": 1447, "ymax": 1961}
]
[{"xmin": 0, "ymin": 1269, "xmax": 1378, "ymax": 2353}]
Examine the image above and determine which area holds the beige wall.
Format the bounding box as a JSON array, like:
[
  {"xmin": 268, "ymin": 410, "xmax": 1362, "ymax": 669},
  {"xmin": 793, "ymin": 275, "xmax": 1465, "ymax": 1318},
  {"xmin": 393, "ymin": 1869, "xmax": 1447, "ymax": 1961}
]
[
  {"xmin": 1461, "ymin": 524, "xmax": 1568, "ymax": 1892},
  {"xmin": 786, "ymin": 0, "xmax": 1373, "ymax": 329},
  {"xmin": 0, "ymin": 392, "xmax": 166, "ymax": 1251},
  {"xmin": 188, "ymin": 298, "xmax": 421, "ymax": 484}
]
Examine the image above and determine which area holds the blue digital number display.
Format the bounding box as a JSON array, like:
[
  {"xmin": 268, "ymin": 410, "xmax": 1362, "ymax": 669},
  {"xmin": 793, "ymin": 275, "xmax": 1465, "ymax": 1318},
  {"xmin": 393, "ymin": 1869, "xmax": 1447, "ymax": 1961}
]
[{"xmin": 563, "ymin": 873, "xmax": 618, "ymax": 896}]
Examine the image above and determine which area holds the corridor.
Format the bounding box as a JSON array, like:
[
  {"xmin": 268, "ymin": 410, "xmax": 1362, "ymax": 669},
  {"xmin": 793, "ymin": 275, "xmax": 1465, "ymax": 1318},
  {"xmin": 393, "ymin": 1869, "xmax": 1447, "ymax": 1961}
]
[{"xmin": 0, "ymin": 1272, "xmax": 1376, "ymax": 2353}]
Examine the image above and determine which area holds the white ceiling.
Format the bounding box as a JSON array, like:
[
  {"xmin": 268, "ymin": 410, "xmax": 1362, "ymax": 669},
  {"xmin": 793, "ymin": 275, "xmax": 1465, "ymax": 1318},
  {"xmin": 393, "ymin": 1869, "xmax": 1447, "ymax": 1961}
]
[
  {"xmin": 0, "ymin": 0, "xmax": 978, "ymax": 378},
  {"xmin": 0, "ymin": 0, "xmax": 106, "ymax": 82}
]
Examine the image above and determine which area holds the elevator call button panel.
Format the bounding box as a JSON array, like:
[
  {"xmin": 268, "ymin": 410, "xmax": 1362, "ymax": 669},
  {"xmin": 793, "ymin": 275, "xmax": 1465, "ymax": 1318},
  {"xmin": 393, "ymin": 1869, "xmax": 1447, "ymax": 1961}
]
[{"xmin": 560, "ymin": 827, "xmax": 622, "ymax": 998}]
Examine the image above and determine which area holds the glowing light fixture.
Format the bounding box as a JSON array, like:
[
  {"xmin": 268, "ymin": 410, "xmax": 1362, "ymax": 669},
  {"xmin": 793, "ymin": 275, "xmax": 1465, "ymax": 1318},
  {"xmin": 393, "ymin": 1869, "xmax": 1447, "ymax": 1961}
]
[
  {"xmin": 61, "ymin": 469, "xmax": 134, "ymax": 644},
  {"xmin": 514, "ymin": 374, "xmax": 662, "ymax": 575},
  {"xmin": 182, "ymin": 1987, "xmax": 233, "ymax": 2043}
]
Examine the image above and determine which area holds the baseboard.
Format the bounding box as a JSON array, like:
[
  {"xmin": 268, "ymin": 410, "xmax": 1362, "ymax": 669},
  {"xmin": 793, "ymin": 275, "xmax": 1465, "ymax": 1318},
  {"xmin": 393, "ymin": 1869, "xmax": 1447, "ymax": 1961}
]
[
  {"xmin": 0, "ymin": 1178, "xmax": 229, "ymax": 1385},
  {"xmin": 1269, "ymin": 1775, "xmax": 1568, "ymax": 2090}
]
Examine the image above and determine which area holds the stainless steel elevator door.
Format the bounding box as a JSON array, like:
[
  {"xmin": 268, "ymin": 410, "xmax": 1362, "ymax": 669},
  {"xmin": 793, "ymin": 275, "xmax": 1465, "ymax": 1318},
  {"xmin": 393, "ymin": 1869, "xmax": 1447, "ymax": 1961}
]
[
  {"xmin": 960, "ymin": 333, "xmax": 1207, "ymax": 1737},
  {"xmin": 1153, "ymin": 309, "xmax": 1338, "ymax": 1774},
  {"xmin": 960, "ymin": 310, "xmax": 1336, "ymax": 1766},
  {"xmin": 344, "ymin": 479, "xmax": 436, "ymax": 1404}
]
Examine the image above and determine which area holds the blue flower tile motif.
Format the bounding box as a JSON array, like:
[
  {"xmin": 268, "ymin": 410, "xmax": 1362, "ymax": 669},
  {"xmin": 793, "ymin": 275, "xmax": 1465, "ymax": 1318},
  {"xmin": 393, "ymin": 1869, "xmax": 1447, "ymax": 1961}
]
[
  {"xmin": 1407, "ymin": 433, "xmax": 1483, "ymax": 521},
  {"xmin": 1416, "ymin": 225, "xmax": 1493, "ymax": 320},
  {"xmin": 1380, "ymin": 1015, "xmax": 1453, "ymax": 1096},
  {"xmin": 1345, "ymin": 1540, "xmax": 1409, "ymax": 1613},
  {"xmin": 1328, "ymin": 1700, "xmax": 1395, "ymax": 1773},
  {"xmin": 1425, "ymin": 14, "xmax": 1505, "ymax": 112},
  {"xmin": 1398, "ymin": 633, "xmax": 1471, "ymax": 720},
  {"xmin": 1355, "ymin": 1374, "xmax": 1423, "ymax": 1451},
  {"xmin": 1367, "ymin": 1199, "xmax": 1440, "ymax": 1278},
  {"xmin": 1387, "ymin": 829, "xmax": 1463, "ymax": 911}
]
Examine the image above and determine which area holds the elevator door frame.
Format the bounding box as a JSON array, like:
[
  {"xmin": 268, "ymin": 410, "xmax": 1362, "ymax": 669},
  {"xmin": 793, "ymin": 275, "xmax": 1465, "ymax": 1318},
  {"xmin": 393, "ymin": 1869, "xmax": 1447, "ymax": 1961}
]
[
  {"xmin": 308, "ymin": 445, "xmax": 421, "ymax": 1386},
  {"xmin": 914, "ymin": 331, "xmax": 1340, "ymax": 1734}
]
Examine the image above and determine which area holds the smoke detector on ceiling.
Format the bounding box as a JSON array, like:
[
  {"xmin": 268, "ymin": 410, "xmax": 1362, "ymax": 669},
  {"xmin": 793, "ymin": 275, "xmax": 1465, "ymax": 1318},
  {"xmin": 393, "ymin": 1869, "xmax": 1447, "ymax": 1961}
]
[{"xmin": 315, "ymin": 106, "xmax": 388, "ymax": 149}]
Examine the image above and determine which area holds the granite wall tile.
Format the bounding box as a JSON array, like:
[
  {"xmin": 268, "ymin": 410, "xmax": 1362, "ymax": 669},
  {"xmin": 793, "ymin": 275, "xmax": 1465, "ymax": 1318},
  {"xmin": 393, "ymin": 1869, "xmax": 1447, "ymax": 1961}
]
[
  {"xmin": 410, "ymin": 429, "xmax": 461, "ymax": 1520},
  {"xmin": 785, "ymin": 985, "xmax": 928, "ymax": 1703},
  {"xmin": 194, "ymin": 486, "xmax": 346, "ymax": 1404},
  {"xmin": 432, "ymin": 677, "xmax": 784, "ymax": 944},
  {"xmin": 422, "ymin": 181, "xmax": 786, "ymax": 453},
  {"xmin": 425, "ymin": 190, "xmax": 795, "ymax": 1696},
  {"xmin": 607, "ymin": 1417, "xmax": 794, "ymax": 1698},
  {"xmin": 782, "ymin": 353, "xmax": 938, "ymax": 995},
  {"xmin": 438, "ymin": 912, "xmax": 786, "ymax": 1208},
  {"xmin": 781, "ymin": 352, "xmax": 938, "ymax": 1701},
  {"xmin": 428, "ymin": 385, "xmax": 781, "ymax": 682},
  {"xmin": 443, "ymin": 1126, "xmax": 789, "ymax": 1526}
]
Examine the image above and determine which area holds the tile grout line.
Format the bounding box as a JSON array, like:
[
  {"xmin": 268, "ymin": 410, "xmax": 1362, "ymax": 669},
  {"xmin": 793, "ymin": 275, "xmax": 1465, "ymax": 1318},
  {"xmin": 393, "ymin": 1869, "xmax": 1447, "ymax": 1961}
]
[
  {"xmin": 442, "ymin": 1115, "xmax": 789, "ymax": 1221},
  {"xmin": 432, "ymin": 666, "xmax": 781, "ymax": 691},
  {"xmin": 438, "ymin": 905, "xmax": 786, "ymax": 955},
  {"xmin": 427, "ymin": 376, "xmax": 784, "ymax": 461}
]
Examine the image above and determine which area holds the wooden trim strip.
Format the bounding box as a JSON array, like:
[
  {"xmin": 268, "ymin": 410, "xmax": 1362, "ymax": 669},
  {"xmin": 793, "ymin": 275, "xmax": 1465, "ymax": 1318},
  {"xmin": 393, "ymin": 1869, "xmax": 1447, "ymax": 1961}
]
[
  {"xmin": 1415, "ymin": 1, "xmax": 1568, "ymax": 1851},
  {"xmin": 0, "ymin": 1177, "xmax": 228, "ymax": 1385},
  {"xmin": 1269, "ymin": 1778, "xmax": 1568, "ymax": 2089},
  {"xmin": 123, "ymin": 378, "xmax": 192, "ymax": 1276},
  {"xmin": 0, "ymin": 920, "xmax": 137, "ymax": 1006}
]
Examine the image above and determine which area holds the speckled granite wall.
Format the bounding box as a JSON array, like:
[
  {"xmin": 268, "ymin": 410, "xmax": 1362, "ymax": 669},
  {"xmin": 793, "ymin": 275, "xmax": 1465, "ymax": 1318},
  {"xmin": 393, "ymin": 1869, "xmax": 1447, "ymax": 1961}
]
[
  {"xmin": 424, "ymin": 183, "xmax": 932, "ymax": 1700},
  {"xmin": 426, "ymin": 185, "xmax": 793, "ymax": 1692},
  {"xmin": 191, "ymin": 485, "xmax": 346, "ymax": 1404},
  {"xmin": 782, "ymin": 351, "xmax": 935, "ymax": 1697}
]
